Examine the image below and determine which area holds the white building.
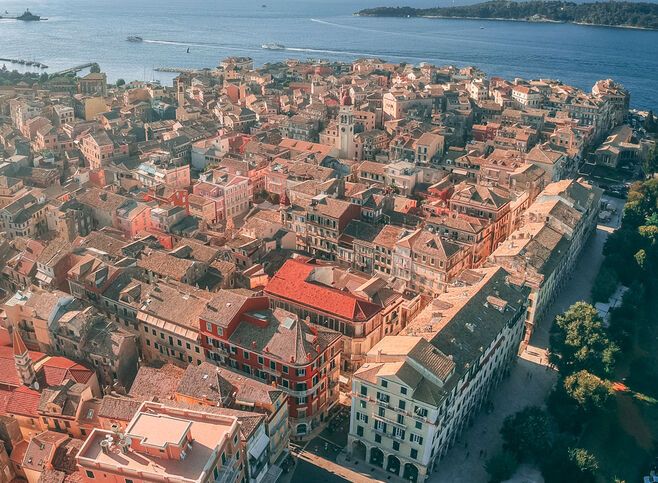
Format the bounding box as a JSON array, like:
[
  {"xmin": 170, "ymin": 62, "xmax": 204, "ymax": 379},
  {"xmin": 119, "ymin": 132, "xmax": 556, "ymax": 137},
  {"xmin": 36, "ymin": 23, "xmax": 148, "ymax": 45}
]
[{"xmin": 348, "ymin": 266, "xmax": 529, "ymax": 482}]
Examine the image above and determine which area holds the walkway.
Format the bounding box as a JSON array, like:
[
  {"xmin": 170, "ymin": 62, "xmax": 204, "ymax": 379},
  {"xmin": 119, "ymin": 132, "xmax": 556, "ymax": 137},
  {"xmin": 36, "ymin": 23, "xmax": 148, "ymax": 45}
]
[{"xmin": 431, "ymin": 217, "xmax": 615, "ymax": 483}]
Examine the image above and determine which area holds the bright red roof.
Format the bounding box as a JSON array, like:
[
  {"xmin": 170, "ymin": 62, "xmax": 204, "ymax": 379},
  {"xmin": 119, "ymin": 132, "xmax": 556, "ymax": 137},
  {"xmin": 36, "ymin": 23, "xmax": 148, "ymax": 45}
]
[
  {"xmin": 41, "ymin": 357, "xmax": 94, "ymax": 386},
  {"xmin": 265, "ymin": 258, "xmax": 381, "ymax": 322},
  {"xmin": 5, "ymin": 386, "xmax": 41, "ymax": 417},
  {"xmin": 0, "ymin": 345, "xmax": 45, "ymax": 388}
]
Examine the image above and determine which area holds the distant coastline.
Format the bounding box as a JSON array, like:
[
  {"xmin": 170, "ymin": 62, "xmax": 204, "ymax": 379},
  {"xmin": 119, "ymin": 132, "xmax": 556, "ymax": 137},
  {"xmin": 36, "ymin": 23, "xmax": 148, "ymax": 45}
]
[{"xmin": 356, "ymin": 1, "xmax": 658, "ymax": 31}]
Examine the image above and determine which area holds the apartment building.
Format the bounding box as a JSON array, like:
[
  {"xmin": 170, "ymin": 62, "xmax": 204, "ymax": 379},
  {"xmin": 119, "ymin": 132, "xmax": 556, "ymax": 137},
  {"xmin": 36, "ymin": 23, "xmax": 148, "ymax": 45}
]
[
  {"xmin": 348, "ymin": 267, "xmax": 529, "ymax": 482},
  {"xmin": 77, "ymin": 401, "xmax": 245, "ymax": 483}
]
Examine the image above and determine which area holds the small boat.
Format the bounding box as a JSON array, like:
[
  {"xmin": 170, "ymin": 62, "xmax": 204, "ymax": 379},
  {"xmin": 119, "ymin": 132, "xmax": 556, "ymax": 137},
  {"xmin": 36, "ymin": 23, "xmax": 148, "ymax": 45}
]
[
  {"xmin": 262, "ymin": 4, "xmax": 267, "ymax": 7},
  {"xmin": 261, "ymin": 43, "xmax": 285, "ymax": 50},
  {"xmin": 186, "ymin": 47, "xmax": 190, "ymax": 53},
  {"xmin": 127, "ymin": 35, "xmax": 143, "ymax": 42},
  {"xmin": 16, "ymin": 9, "xmax": 41, "ymax": 21}
]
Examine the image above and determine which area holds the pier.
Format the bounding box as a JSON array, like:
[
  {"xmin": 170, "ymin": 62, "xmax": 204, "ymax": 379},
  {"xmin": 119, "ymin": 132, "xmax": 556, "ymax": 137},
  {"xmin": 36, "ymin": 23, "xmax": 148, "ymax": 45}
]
[
  {"xmin": 0, "ymin": 58, "xmax": 48, "ymax": 69},
  {"xmin": 154, "ymin": 67, "xmax": 197, "ymax": 73},
  {"xmin": 52, "ymin": 62, "xmax": 100, "ymax": 76}
]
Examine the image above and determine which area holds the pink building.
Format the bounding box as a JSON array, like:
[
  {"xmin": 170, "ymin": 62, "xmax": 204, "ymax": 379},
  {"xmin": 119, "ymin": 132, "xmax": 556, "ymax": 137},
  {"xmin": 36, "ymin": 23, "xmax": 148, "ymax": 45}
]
[
  {"xmin": 77, "ymin": 401, "xmax": 245, "ymax": 483},
  {"xmin": 114, "ymin": 200, "xmax": 152, "ymax": 238}
]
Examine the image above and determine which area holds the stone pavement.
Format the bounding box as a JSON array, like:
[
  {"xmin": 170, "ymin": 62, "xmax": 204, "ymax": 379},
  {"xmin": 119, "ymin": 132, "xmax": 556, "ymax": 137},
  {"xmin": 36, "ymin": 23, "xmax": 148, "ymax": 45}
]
[{"xmin": 431, "ymin": 222, "xmax": 613, "ymax": 483}]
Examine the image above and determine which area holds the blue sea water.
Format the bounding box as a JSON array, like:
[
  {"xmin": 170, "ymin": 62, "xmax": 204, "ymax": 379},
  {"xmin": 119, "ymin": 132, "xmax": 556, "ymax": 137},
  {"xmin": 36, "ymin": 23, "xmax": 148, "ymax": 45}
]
[{"xmin": 0, "ymin": 0, "xmax": 657, "ymax": 109}]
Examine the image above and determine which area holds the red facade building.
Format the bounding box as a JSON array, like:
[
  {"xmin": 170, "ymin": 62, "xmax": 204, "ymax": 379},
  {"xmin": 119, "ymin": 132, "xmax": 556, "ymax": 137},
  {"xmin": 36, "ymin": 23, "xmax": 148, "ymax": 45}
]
[{"xmin": 199, "ymin": 293, "xmax": 342, "ymax": 439}]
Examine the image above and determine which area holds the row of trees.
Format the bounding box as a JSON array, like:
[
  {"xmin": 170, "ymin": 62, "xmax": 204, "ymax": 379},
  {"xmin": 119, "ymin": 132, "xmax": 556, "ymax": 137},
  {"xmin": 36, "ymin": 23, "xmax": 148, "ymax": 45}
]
[{"xmin": 358, "ymin": 1, "xmax": 658, "ymax": 29}]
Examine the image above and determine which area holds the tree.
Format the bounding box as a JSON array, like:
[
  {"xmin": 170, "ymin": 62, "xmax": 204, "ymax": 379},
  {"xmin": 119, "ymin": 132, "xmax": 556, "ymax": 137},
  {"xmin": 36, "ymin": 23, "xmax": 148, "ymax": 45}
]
[
  {"xmin": 642, "ymin": 143, "xmax": 658, "ymax": 176},
  {"xmin": 591, "ymin": 265, "xmax": 618, "ymax": 303},
  {"xmin": 116, "ymin": 78, "xmax": 126, "ymax": 87},
  {"xmin": 569, "ymin": 448, "xmax": 599, "ymax": 477},
  {"xmin": 549, "ymin": 302, "xmax": 619, "ymax": 377},
  {"xmin": 485, "ymin": 450, "xmax": 518, "ymax": 483},
  {"xmin": 501, "ymin": 406, "xmax": 551, "ymax": 462},
  {"xmin": 563, "ymin": 370, "xmax": 612, "ymax": 412}
]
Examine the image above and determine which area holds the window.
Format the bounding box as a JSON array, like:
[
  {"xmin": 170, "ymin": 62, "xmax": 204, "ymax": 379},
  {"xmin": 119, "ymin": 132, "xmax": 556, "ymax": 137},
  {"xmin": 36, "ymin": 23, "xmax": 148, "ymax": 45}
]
[
  {"xmin": 360, "ymin": 385, "xmax": 368, "ymax": 397},
  {"xmin": 296, "ymin": 368, "xmax": 306, "ymax": 377},
  {"xmin": 243, "ymin": 350, "xmax": 250, "ymax": 359},
  {"xmin": 85, "ymin": 471, "xmax": 95, "ymax": 479},
  {"xmin": 414, "ymin": 406, "xmax": 428, "ymax": 418},
  {"xmin": 374, "ymin": 433, "xmax": 381, "ymax": 443},
  {"xmin": 415, "ymin": 421, "xmax": 423, "ymax": 430},
  {"xmin": 393, "ymin": 441, "xmax": 400, "ymax": 451},
  {"xmin": 378, "ymin": 407, "xmax": 386, "ymax": 417},
  {"xmin": 392, "ymin": 427, "xmax": 405, "ymax": 440},
  {"xmin": 359, "ymin": 400, "xmax": 366, "ymax": 409},
  {"xmin": 374, "ymin": 420, "xmax": 387, "ymax": 433},
  {"xmin": 357, "ymin": 425, "xmax": 364, "ymax": 437},
  {"xmin": 282, "ymin": 365, "xmax": 289, "ymax": 374},
  {"xmin": 381, "ymin": 380, "xmax": 388, "ymax": 388},
  {"xmin": 400, "ymin": 386, "xmax": 407, "ymax": 395},
  {"xmin": 410, "ymin": 448, "xmax": 418, "ymax": 459},
  {"xmin": 125, "ymin": 480, "xmax": 134, "ymax": 483},
  {"xmin": 398, "ymin": 400, "xmax": 406, "ymax": 410},
  {"xmin": 397, "ymin": 414, "xmax": 404, "ymax": 424},
  {"xmin": 376, "ymin": 392, "xmax": 390, "ymax": 403},
  {"xmin": 258, "ymin": 355, "xmax": 264, "ymax": 364},
  {"xmin": 206, "ymin": 322, "xmax": 213, "ymax": 332},
  {"xmin": 410, "ymin": 434, "xmax": 424, "ymax": 445},
  {"xmin": 270, "ymin": 361, "xmax": 276, "ymax": 370}
]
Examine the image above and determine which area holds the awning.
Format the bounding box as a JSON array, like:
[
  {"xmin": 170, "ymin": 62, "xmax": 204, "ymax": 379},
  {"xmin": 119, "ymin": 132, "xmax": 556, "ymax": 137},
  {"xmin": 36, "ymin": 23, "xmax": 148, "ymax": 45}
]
[{"xmin": 248, "ymin": 432, "xmax": 270, "ymax": 459}]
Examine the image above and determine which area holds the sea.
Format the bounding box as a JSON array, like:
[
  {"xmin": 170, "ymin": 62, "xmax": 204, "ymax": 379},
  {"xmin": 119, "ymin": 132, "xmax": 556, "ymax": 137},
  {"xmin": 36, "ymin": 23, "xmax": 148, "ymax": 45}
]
[{"xmin": 1, "ymin": 0, "xmax": 657, "ymax": 109}]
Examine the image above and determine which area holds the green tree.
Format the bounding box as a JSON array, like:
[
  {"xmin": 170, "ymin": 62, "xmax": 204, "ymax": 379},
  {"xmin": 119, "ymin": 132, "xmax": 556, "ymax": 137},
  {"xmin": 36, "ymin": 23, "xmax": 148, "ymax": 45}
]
[
  {"xmin": 591, "ymin": 265, "xmax": 618, "ymax": 303},
  {"xmin": 641, "ymin": 141, "xmax": 657, "ymax": 176},
  {"xmin": 116, "ymin": 78, "xmax": 126, "ymax": 87},
  {"xmin": 563, "ymin": 370, "xmax": 613, "ymax": 412},
  {"xmin": 549, "ymin": 302, "xmax": 619, "ymax": 377},
  {"xmin": 90, "ymin": 64, "xmax": 101, "ymax": 74},
  {"xmin": 501, "ymin": 406, "xmax": 551, "ymax": 462},
  {"xmin": 485, "ymin": 450, "xmax": 518, "ymax": 483},
  {"xmin": 569, "ymin": 448, "xmax": 599, "ymax": 478}
]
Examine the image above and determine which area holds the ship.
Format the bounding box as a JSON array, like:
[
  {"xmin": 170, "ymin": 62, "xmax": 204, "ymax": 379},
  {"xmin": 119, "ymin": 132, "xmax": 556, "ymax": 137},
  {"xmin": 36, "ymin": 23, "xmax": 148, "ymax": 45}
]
[
  {"xmin": 261, "ymin": 43, "xmax": 285, "ymax": 50},
  {"xmin": 16, "ymin": 9, "xmax": 41, "ymax": 21},
  {"xmin": 127, "ymin": 36, "xmax": 143, "ymax": 42}
]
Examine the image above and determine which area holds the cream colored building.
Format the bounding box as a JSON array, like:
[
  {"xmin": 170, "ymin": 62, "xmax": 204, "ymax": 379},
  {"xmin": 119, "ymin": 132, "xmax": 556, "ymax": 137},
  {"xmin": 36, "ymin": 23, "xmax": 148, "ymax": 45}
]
[{"xmin": 348, "ymin": 267, "xmax": 529, "ymax": 482}]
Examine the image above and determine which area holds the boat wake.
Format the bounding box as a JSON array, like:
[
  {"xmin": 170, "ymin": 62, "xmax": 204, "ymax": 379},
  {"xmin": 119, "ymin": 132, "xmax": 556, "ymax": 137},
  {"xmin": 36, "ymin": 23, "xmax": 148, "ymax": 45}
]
[{"xmin": 143, "ymin": 39, "xmax": 261, "ymax": 54}]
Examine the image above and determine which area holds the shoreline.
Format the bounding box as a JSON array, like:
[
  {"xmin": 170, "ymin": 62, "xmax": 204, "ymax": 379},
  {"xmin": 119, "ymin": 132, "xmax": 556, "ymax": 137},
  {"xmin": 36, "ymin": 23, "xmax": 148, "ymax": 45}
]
[{"xmin": 355, "ymin": 13, "xmax": 658, "ymax": 31}]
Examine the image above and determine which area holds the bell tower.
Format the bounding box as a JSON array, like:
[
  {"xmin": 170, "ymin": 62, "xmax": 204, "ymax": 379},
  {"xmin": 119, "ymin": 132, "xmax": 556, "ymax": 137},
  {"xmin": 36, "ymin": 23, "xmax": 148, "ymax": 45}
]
[
  {"xmin": 13, "ymin": 330, "xmax": 36, "ymax": 387},
  {"xmin": 338, "ymin": 88, "xmax": 355, "ymax": 160}
]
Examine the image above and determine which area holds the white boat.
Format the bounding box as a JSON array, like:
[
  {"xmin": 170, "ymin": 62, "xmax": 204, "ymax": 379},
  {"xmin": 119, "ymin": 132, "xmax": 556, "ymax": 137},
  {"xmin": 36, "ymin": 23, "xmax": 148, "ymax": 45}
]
[{"xmin": 261, "ymin": 43, "xmax": 285, "ymax": 50}]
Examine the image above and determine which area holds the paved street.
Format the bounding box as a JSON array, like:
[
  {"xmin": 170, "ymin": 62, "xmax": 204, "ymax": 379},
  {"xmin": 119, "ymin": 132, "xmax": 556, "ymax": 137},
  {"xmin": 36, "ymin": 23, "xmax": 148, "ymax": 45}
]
[
  {"xmin": 431, "ymin": 216, "xmax": 616, "ymax": 483},
  {"xmin": 285, "ymin": 196, "xmax": 624, "ymax": 483}
]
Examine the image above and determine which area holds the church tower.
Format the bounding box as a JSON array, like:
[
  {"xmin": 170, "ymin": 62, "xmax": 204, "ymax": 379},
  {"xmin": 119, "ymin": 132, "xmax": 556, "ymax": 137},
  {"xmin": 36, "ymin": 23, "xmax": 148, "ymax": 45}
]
[
  {"xmin": 13, "ymin": 330, "xmax": 36, "ymax": 387},
  {"xmin": 338, "ymin": 89, "xmax": 356, "ymax": 160}
]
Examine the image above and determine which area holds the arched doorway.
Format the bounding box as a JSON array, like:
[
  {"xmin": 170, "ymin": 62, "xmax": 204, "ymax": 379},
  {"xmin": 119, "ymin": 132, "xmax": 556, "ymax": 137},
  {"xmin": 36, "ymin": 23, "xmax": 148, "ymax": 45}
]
[
  {"xmin": 296, "ymin": 423, "xmax": 307, "ymax": 436},
  {"xmin": 370, "ymin": 447, "xmax": 384, "ymax": 467},
  {"xmin": 352, "ymin": 440, "xmax": 367, "ymax": 460},
  {"xmin": 403, "ymin": 463, "xmax": 419, "ymax": 482},
  {"xmin": 386, "ymin": 454, "xmax": 401, "ymax": 475}
]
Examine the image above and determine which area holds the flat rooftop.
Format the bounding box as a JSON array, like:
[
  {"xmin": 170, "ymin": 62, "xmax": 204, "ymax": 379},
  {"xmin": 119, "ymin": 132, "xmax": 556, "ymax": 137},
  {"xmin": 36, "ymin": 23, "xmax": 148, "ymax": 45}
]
[
  {"xmin": 78, "ymin": 405, "xmax": 238, "ymax": 482},
  {"xmin": 127, "ymin": 412, "xmax": 191, "ymax": 448}
]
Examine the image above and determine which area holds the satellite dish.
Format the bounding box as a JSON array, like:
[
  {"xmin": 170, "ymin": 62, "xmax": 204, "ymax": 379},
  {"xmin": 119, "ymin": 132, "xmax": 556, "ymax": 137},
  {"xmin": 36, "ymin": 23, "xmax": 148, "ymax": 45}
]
[{"xmin": 32, "ymin": 381, "xmax": 40, "ymax": 391}]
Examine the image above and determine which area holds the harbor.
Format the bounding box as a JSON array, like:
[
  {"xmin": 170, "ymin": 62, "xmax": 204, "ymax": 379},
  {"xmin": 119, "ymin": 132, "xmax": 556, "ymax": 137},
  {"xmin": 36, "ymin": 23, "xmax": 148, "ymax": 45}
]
[{"xmin": 0, "ymin": 58, "xmax": 48, "ymax": 69}]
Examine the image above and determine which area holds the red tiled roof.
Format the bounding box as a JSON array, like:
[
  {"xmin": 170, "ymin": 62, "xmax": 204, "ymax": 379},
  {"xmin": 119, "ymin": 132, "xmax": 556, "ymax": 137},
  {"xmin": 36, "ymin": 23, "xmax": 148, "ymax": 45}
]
[
  {"xmin": 0, "ymin": 345, "xmax": 45, "ymax": 387},
  {"xmin": 41, "ymin": 357, "xmax": 94, "ymax": 386},
  {"xmin": 265, "ymin": 259, "xmax": 381, "ymax": 322},
  {"xmin": 5, "ymin": 386, "xmax": 41, "ymax": 417},
  {"xmin": 13, "ymin": 330, "xmax": 28, "ymax": 356}
]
